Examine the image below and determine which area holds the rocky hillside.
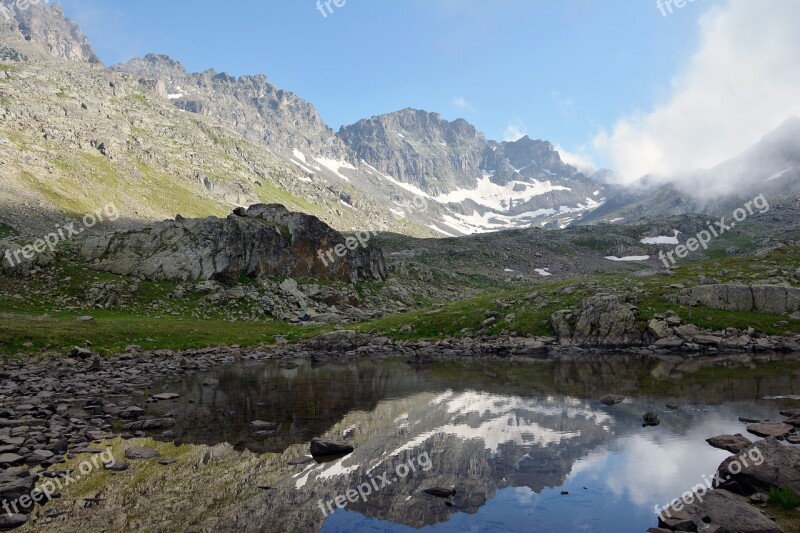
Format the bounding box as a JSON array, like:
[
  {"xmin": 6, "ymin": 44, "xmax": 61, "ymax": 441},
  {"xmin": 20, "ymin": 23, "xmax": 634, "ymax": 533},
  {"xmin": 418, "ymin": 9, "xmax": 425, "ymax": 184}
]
[
  {"xmin": 113, "ymin": 54, "xmax": 348, "ymax": 160},
  {"xmin": 81, "ymin": 204, "xmax": 388, "ymax": 284},
  {"xmin": 0, "ymin": 4, "xmax": 438, "ymax": 239}
]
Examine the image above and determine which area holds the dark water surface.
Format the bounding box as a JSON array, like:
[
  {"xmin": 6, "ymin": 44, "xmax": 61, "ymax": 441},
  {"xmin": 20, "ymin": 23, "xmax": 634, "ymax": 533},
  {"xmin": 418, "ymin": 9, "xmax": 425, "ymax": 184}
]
[{"xmin": 145, "ymin": 355, "xmax": 800, "ymax": 532}]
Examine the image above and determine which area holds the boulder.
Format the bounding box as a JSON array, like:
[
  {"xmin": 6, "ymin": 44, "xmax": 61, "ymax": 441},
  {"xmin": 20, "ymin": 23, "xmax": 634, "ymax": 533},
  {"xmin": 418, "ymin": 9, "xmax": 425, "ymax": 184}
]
[
  {"xmin": 658, "ymin": 489, "xmax": 781, "ymax": 532},
  {"xmin": 550, "ymin": 295, "xmax": 643, "ymax": 347},
  {"xmin": 719, "ymin": 437, "xmax": 800, "ymax": 495},
  {"xmin": 0, "ymin": 513, "xmax": 28, "ymax": 530},
  {"xmin": 80, "ymin": 204, "xmax": 388, "ymax": 284},
  {"xmin": 648, "ymin": 319, "xmax": 671, "ymax": 340},
  {"xmin": 309, "ymin": 438, "xmax": 353, "ymax": 458}
]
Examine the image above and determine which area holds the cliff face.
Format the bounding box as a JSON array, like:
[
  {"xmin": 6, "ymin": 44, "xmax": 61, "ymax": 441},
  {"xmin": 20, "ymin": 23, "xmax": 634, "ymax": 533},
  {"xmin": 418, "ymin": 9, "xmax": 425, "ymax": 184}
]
[
  {"xmin": 113, "ymin": 54, "xmax": 349, "ymax": 159},
  {"xmin": 80, "ymin": 204, "xmax": 388, "ymax": 284},
  {"xmin": 0, "ymin": 0, "xmax": 100, "ymax": 64},
  {"xmin": 338, "ymin": 108, "xmax": 486, "ymax": 194}
]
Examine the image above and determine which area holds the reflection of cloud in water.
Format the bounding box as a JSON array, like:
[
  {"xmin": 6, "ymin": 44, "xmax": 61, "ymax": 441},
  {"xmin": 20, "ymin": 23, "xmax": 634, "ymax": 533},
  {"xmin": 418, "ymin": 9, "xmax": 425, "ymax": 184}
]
[{"xmin": 569, "ymin": 416, "xmax": 741, "ymax": 509}]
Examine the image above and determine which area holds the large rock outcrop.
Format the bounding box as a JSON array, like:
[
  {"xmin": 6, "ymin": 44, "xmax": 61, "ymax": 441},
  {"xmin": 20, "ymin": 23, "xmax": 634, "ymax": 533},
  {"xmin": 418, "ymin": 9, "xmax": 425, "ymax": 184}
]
[
  {"xmin": 677, "ymin": 284, "xmax": 800, "ymax": 315},
  {"xmin": 550, "ymin": 295, "xmax": 643, "ymax": 347},
  {"xmin": 80, "ymin": 204, "xmax": 388, "ymax": 284}
]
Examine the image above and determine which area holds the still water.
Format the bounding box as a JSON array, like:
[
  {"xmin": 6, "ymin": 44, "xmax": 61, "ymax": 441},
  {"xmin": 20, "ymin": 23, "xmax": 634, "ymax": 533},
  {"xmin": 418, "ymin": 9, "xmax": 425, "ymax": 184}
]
[{"xmin": 145, "ymin": 355, "xmax": 800, "ymax": 532}]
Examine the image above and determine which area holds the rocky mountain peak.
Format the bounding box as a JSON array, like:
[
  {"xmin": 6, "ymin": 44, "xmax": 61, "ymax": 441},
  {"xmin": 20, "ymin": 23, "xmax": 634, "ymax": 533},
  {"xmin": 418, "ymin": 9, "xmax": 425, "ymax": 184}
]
[
  {"xmin": 116, "ymin": 53, "xmax": 189, "ymax": 80},
  {"xmin": 338, "ymin": 108, "xmax": 486, "ymax": 193},
  {"xmin": 0, "ymin": 0, "xmax": 100, "ymax": 64}
]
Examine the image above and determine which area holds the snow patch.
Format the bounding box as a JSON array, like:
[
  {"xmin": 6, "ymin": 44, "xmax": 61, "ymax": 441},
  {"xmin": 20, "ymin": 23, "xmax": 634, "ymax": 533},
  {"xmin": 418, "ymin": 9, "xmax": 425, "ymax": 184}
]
[
  {"xmin": 641, "ymin": 230, "xmax": 680, "ymax": 245},
  {"xmin": 604, "ymin": 256, "xmax": 650, "ymax": 262}
]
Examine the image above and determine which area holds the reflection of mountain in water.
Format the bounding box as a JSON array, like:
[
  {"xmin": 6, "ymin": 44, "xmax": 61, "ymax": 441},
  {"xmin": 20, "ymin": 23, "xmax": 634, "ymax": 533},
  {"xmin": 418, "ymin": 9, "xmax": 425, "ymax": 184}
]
[{"xmin": 224, "ymin": 390, "xmax": 616, "ymax": 531}]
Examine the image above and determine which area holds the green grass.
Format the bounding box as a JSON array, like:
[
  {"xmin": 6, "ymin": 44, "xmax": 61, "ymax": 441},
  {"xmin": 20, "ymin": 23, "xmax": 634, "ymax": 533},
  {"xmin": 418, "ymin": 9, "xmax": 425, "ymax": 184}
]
[
  {"xmin": 0, "ymin": 312, "xmax": 324, "ymax": 356},
  {"xmin": 770, "ymin": 486, "xmax": 800, "ymax": 509}
]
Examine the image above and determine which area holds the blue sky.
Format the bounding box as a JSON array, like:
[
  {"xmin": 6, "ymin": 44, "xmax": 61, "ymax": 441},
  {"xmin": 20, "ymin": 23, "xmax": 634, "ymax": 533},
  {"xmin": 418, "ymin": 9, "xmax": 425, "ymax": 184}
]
[{"xmin": 58, "ymin": 0, "xmax": 718, "ymax": 167}]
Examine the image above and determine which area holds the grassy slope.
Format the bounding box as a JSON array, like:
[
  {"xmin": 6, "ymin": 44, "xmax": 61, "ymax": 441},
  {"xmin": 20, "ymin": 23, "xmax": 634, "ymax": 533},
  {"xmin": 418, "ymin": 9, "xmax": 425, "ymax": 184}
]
[{"xmin": 1, "ymin": 246, "xmax": 798, "ymax": 356}]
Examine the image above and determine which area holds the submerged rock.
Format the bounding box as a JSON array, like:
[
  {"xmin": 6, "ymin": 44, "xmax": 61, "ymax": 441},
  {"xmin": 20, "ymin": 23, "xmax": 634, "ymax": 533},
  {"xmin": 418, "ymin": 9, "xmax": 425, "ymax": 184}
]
[
  {"xmin": 599, "ymin": 394, "xmax": 625, "ymax": 406},
  {"xmin": 642, "ymin": 412, "xmax": 660, "ymax": 427},
  {"xmin": 746, "ymin": 421, "xmax": 793, "ymax": 439},
  {"xmin": 706, "ymin": 434, "xmax": 752, "ymax": 453}
]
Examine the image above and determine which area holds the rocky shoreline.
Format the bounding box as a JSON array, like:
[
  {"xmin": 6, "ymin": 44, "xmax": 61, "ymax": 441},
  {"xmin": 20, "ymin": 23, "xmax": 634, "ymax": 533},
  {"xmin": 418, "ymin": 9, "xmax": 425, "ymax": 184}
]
[{"xmin": 2, "ymin": 332, "xmax": 800, "ymax": 529}]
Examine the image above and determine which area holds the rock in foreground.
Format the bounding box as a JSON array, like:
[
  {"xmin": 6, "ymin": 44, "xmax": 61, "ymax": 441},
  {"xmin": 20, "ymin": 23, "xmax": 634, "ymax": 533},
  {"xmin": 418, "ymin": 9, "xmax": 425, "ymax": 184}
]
[{"xmin": 81, "ymin": 204, "xmax": 388, "ymax": 284}]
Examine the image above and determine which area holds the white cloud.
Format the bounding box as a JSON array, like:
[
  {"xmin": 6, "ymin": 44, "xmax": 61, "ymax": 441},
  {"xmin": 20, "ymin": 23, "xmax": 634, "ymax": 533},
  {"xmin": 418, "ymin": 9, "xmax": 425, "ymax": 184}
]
[
  {"xmin": 594, "ymin": 0, "xmax": 800, "ymax": 185},
  {"xmin": 551, "ymin": 90, "xmax": 574, "ymax": 117},
  {"xmin": 504, "ymin": 117, "xmax": 528, "ymax": 142},
  {"xmin": 556, "ymin": 145, "xmax": 596, "ymax": 174},
  {"xmin": 451, "ymin": 96, "xmax": 474, "ymax": 112}
]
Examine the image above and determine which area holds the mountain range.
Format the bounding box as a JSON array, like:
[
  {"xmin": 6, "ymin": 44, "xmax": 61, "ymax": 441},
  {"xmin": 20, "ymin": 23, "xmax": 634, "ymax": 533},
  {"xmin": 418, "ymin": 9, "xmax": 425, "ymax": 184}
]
[{"xmin": 1, "ymin": 1, "xmax": 798, "ymax": 239}]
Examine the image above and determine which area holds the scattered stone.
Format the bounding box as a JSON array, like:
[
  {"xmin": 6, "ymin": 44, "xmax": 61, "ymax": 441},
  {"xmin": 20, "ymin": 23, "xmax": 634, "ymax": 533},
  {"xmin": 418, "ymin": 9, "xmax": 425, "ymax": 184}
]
[
  {"xmin": 151, "ymin": 393, "xmax": 180, "ymax": 401},
  {"xmin": 104, "ymin": 461, "xmax": 129, "ymax": 471},
  {"xmin": 124, "ymin": 447, "xmax": 161, "ymax": 460},
  {"xmin": 158, "ymin": 460, "xmax": 176, "ymax": 466},
  {"xmin": 69, "ymin": 346, "xmax": 92, "ymax": 359},
  {"xmin": 122, "ymin": 418, "xmax": 176, "ymax": 431},
  {"xmin": 250, "ymin": 421, "xmax": 278, "ymax": 431}
]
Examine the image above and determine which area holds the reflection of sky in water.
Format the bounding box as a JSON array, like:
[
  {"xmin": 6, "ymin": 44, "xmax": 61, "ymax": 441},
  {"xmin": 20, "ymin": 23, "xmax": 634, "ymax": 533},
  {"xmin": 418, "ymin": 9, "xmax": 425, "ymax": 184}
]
[{"xmin": 320, "ymin": 396, "xmax": 779, "ymax": 533}]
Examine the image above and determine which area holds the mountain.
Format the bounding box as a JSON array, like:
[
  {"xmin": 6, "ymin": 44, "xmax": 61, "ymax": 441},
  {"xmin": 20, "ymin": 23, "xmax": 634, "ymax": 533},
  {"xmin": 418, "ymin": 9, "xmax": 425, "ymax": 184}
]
[
  {"xmin": 580, "ymin": 117, "xmax": 800, "ymax": 225},
  {"xmin": 339, "ymin": 109, "xmax": 607, "ymax": 233}
]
